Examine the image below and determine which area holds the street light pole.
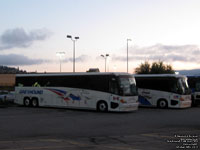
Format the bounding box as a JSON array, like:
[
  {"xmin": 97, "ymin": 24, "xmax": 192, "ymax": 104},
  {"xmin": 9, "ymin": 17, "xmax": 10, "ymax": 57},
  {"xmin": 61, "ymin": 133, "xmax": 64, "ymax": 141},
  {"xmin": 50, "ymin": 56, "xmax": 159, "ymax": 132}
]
[
  {"xmin": 127, "ymin": 39, "xmax": 131, "ymax": 73},
  {"xmin": 101, "ymin": 54, "xmax": 109, "ymax": 72},
  {"xmin": 67, "ymin": 35, "xmax": 79, "ymax": 72},
  {"xmin": 56, "ymin": 52, "xmax": 65, "ymax": 72},
  {"xmin": 73, "ymin": 39, "xmax": 75, "ymax": 72}
]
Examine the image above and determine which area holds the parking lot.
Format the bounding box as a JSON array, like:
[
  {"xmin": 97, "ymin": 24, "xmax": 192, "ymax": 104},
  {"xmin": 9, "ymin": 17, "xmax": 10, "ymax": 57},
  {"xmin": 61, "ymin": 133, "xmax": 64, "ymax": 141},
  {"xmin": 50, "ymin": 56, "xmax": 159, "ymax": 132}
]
[{"xmin": 0, "ymin": 105, "xmax": 199, "ymax": 150}]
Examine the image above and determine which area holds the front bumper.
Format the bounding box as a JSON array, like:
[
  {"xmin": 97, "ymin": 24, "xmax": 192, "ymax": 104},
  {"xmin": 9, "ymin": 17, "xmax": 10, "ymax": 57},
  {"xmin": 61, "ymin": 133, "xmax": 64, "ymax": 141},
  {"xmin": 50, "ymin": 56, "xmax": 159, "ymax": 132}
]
[
  {"xmin": 179, "ymin": 100, "xmax": 192, "ymax": 108},
  {"xmin": 119, "ymin": 102, "xmax": 139, "ymax": 112}
]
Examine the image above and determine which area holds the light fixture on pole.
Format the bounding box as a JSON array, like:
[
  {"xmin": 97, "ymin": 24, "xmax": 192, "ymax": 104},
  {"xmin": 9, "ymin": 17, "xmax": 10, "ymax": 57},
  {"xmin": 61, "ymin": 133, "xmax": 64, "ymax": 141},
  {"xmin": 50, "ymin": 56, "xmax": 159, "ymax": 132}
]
[
  {"xmin": 113, "ymin": 65, "xmax": 117, "ymax": 72},
  {"xmin": 66, "ymin": 35, "xmax": 79, "ymax": 73},
  {"xmin": 56, "ymin": 52, "xmax": 65, "ymax": 72},
  {"xmin": 127, "ymin": 39, "xmax": 132, "ymax": 73},
  {"xmin": 101, "ymin": 54, "xmax": 109, "ymax": 72}
]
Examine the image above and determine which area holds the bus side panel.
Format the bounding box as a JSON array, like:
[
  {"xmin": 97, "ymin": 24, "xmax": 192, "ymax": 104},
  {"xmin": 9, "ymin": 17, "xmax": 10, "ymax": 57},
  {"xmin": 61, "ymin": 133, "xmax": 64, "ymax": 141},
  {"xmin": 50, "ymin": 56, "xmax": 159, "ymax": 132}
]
[
  {"xmin": 42, "ymin": 87, "xmax": 66, "ymax": 107},
  {"xmin": 138, "ymin": 88, "xmax": 191, "ymax": 108},
  {"xmin": 15, "ymin": 86, "xmax": 138, "ymax": 111},
  {"xmin": 15, "ymin": 87, "xmax": 24, "ymax": 105},
  {"xmin": 81, "ymin": 89, "xmax": 99, "ymax": 109},
  {"xmin": 43, "ymin": 88, "xmax": 110, "ymax": 110},
  {"xmin": 43, "ymin": 87, "xmax": 82, "ymax": 108},
  {"xmin": 138, "ymin": 88, "xmax": 172, "ymax": 107},
  {"xmin": 138, "ymin": 88, "xmax": 168, "ymax": 107},
  {"xmin": 15, "ymin": 87, "xmax": 110, "ymax": 110},
  {"xmin": 138, "ymin": 88, "xmax": 153, "ymax": 107},
  {"xmin": 15, "ymin": 87, "xmax": 45, "ymax": 105},
  {"xmin": 151, "ymin": 90, "xmax": 171, "ymax": 106}
]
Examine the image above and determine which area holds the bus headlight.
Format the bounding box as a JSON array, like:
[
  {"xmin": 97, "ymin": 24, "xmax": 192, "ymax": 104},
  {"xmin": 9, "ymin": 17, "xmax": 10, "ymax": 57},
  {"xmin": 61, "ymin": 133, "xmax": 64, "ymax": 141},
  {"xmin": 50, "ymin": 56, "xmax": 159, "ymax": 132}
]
[{"xmin": 120, "ymin": 99, "xmax": 127, "ymax": 103}]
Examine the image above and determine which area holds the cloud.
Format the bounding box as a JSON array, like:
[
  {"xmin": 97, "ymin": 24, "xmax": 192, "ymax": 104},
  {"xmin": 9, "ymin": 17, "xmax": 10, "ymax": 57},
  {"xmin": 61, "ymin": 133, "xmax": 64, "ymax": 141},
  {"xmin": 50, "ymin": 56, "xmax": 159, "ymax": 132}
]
[
  {"xmin": 112, "ymin": 44, "xmax": 200, "ymax": 63},
  {"xmin": 63, "ymin": 55, "xmax": 91, "ymax": 63},
  {"xmin": 0, "ymin": 54, "xmax": 51, "ymax": 66},
  {"xmin": 0, "ymin": 28, "xmax": 52, "ymax": 50}
]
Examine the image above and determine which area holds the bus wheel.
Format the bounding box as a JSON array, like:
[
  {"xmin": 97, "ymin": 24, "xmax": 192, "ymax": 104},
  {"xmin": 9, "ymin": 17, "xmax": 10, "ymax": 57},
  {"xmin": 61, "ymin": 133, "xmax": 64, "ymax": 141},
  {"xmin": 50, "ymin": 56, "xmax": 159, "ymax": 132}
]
[
  {"xmin": 24, "ymin": 97, "xmax": 31, "ymax": 107},
  {"xmin": 32, "ymin": 98, "xmax": 39, "ymax": 107},
  {"xmin": 97, "ymin": 101, "xmax": 108, "ymax": 112},
  {"xmin": 158, "ymin": 99, "xmax": 168, "ymax": 108}
]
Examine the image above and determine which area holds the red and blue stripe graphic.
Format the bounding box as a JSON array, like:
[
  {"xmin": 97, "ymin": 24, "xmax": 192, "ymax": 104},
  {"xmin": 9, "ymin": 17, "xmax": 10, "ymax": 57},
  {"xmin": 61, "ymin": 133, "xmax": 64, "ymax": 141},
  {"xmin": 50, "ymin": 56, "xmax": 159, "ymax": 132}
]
[
  {"xmin": 138, "ymin": 95, "xmax": 151, "ymax": 106},
  {"xmin": 46, "ymin": 88, "xmax": 81, "ymax": 101}
]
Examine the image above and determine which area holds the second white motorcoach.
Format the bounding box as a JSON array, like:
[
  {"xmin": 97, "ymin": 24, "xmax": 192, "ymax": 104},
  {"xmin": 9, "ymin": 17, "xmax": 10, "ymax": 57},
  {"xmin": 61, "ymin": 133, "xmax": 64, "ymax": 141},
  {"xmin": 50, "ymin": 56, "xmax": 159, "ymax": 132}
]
[
  {"xmin": 15, "ymin": 72, "xmax": 139, "ymax": 112},
  {"xmin": 187, "ymin": 76, "xmax": 200, "ymax": 106},
  {"xmin": 134, "ymin": 74, "xmax": 191, "ymax": 108}
]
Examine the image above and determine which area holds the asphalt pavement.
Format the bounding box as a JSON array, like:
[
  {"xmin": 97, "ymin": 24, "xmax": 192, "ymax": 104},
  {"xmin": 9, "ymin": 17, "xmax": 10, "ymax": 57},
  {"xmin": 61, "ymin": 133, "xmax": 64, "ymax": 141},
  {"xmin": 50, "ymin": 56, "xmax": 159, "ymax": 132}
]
[{"xmin": 0, "ymin": 105, "xmax": 199, "ymax": 150}]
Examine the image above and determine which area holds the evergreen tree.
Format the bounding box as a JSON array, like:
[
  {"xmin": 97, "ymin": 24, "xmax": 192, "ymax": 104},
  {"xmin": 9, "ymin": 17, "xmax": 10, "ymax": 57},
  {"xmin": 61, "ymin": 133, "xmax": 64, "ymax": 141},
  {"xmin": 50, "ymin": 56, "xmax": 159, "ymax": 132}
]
[
  {"xmin": 135, "ymin": 61, "xmax": 151, "ymax": 74},
  {"xmin": 135, "ymin": 61, "xmax": 175, "ymax": 74}
]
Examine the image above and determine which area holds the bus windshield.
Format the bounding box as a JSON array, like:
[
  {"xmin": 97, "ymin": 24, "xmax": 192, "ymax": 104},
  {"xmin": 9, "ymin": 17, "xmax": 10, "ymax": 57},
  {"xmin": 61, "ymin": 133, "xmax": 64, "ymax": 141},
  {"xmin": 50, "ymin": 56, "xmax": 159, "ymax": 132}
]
[
  {"xmin": 177, "ymin": 78, "xmax": 190, "ymax": 95},
  {"xmin": 119, "ymin": 76, "xmax": 137, "ymax": 96}
]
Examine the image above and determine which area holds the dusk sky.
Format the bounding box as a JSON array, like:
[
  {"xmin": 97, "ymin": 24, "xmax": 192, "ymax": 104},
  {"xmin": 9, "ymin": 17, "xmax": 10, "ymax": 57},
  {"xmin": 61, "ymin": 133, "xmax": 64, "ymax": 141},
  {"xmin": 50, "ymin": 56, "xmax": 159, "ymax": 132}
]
[{"xmin": 0, "ymin": 0, "xmax": 200, "ymax": 73}]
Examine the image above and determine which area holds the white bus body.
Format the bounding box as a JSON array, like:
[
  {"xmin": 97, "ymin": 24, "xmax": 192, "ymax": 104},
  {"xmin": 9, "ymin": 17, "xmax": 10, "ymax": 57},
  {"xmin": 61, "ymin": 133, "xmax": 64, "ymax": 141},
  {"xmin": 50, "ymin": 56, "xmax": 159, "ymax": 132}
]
[
  {"xmin": 134, "ymin": 74, "xmax": 191, "ymax": 108},
  {"xmin": 187, "ymin": 76, "xmax": 200, "ymax": 106},
  {"xmin": 15, "ymin": 73, "xmax": 139, "ymax": 112}
]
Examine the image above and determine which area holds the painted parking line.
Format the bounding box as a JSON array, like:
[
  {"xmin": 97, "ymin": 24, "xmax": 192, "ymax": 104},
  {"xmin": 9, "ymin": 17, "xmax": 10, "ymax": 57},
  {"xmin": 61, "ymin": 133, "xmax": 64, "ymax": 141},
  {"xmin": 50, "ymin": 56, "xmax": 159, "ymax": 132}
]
[
  {"xmin": 141, "ymin": 129, "xmax": 200, "ymax": 139},
  {"xmin": 0, "ymin": 138, "xmax": 141, "ymax": 150},
  {"xmin": 0, "ymin": 145, "xmax": 75, "ymax": 150},
  {"xmin": 141, "ymin": 133, "xmax": 172, "ymax": 138},
  {"xmin": 0, "ymin": 145, "xmax": 140, "ymax": 150}
]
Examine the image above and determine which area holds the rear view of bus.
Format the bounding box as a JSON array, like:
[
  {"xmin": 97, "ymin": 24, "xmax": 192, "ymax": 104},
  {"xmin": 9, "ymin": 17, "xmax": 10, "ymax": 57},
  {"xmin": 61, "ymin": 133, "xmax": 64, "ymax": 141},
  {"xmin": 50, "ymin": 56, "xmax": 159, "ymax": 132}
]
[{"xmin": 134, "ymin": 74, "xmax": 192, "ymax": 108}]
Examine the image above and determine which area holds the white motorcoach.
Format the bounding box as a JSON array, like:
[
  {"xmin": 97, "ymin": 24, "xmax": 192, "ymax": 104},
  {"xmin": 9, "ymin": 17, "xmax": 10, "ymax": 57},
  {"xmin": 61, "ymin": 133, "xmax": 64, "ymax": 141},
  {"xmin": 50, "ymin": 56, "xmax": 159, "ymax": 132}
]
[
  {"xmin": 134, "ymin": 74, "xmax": 191, "ymax": 108},
  {"xmin": 15, "ymin": 73, "xmax": 139, "ymax": 112}
]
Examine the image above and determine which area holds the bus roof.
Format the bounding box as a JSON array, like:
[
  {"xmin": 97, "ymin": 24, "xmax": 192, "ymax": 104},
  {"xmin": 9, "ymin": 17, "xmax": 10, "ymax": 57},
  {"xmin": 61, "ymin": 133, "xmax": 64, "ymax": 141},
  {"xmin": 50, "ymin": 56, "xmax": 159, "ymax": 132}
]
[
  {"xmin": 133, "ymin": 74, "xmax": 186, "ymax": 78},
  {"xmin": 187, "ymin": 75, "xmax": 200, "ymax": 77},
  {"xmin": 16, "ymin": 72, "xmax": 132, "ymax": 77}
]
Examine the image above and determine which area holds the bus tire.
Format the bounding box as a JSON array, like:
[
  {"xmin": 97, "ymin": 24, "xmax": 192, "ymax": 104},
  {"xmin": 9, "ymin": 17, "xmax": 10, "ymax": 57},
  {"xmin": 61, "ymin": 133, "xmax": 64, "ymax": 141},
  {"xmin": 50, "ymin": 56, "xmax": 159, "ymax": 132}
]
[
  {"xmin": 24, "ymin": 97, "xmax": 31, "ymax": 107},
  {"xmin": 97, "ymin": 101, "xmax": 108, "ymax": 112},
  {"xmin": 157, "ymin": 99, "xmax": 168, "ymax": 108},
  {"xmin": 32, "ymin": 98, "xmax": 39, "ymax": 107}
]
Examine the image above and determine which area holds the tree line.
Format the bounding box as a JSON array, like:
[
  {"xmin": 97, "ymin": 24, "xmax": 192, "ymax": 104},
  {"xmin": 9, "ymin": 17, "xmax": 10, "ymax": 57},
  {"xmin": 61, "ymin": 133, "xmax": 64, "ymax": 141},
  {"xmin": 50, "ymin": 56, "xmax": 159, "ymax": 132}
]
[
  {"xmin": 0, "ymin": 66, "xmax": 27, "ymax": 74},
  {"xmin": 135, "ymin": 61, "xmax": 175, "ymax": 74},
  {"xmin": 0, "ymin": 61, "xmax": 175, "ymax": 74}
]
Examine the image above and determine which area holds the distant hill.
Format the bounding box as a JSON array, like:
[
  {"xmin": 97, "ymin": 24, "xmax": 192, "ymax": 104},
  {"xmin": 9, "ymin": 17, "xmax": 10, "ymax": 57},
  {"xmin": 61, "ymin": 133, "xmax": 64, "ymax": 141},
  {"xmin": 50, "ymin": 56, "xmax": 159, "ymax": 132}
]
[
  {"xmin": 177, "ymin": 69, "xmax": 200, "ymax": 76},
  {"xmin": 0, "ymin": 66, "xmax": 27, "ymax": 74}
]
